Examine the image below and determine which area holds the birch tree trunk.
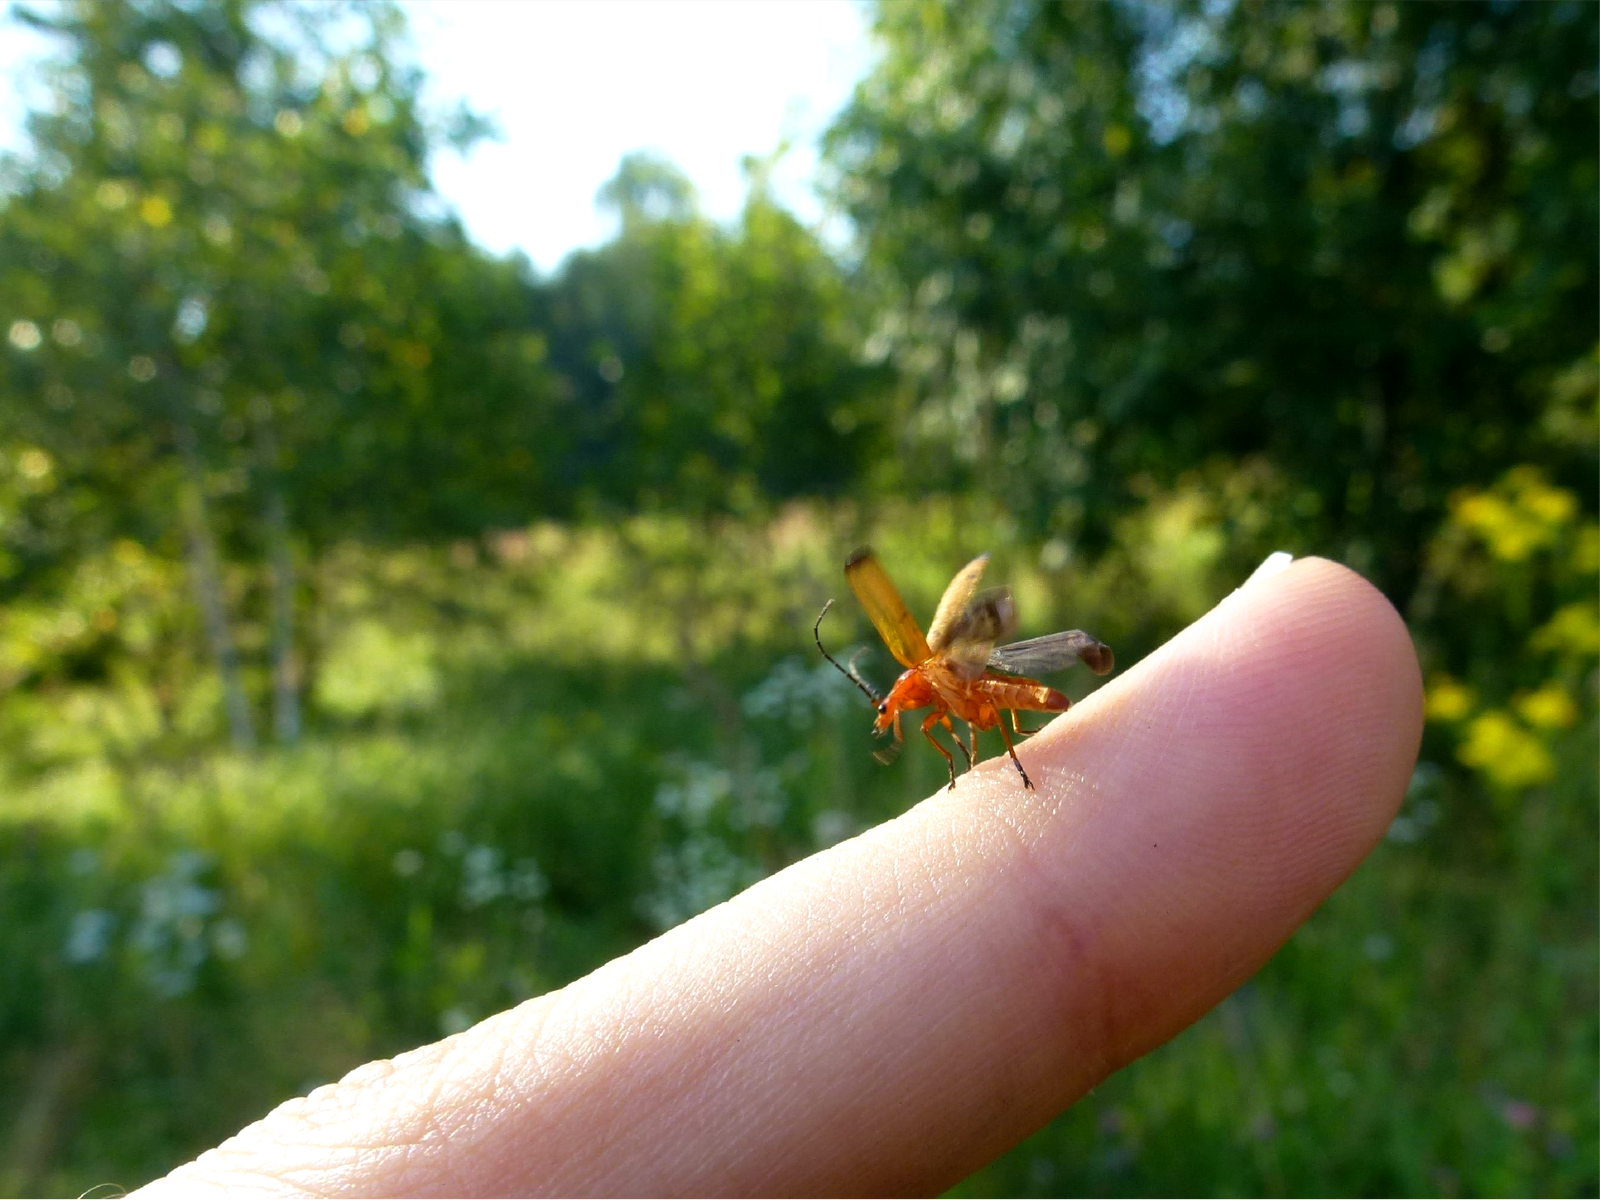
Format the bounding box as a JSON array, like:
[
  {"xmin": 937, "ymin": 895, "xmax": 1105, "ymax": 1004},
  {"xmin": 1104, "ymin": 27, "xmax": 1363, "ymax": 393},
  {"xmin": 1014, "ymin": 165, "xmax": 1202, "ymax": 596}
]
[
  {"xmin": 265, "ymin": 475, "xmax": 301, "ymax": 744},
  {"xmin": 178, "ymin": 425, "xmax": 256, "ymax": 751}
]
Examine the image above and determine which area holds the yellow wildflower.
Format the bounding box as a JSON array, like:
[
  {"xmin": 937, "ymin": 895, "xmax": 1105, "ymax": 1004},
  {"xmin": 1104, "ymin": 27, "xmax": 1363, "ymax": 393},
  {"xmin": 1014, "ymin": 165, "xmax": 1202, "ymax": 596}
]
[
  {"xmin": 1512, "ymin": 683, "xmax": 1579, "ymax": 730},
  {"xmin": 1457, "ymin": 710, "xmax": 1554, "ymax": 790},
  {"xmin": 1424, "ymin": 675, "xmax": 1476, "ymax": 723},
  {"xmin": 1530, "ymin": 602, "xmax": 1600, "ymax": 659}
]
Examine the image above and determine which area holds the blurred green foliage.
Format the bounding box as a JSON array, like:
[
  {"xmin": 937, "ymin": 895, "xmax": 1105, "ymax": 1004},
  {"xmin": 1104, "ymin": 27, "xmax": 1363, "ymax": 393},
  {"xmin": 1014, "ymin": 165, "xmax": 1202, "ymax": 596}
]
[
  {"xmin": 827, "ymin": 0, "xmax": 1596, "ymax": 598},
  {"xmin": 0, "ymin": 0, "xmax": 1594, "ymax": 1195}
]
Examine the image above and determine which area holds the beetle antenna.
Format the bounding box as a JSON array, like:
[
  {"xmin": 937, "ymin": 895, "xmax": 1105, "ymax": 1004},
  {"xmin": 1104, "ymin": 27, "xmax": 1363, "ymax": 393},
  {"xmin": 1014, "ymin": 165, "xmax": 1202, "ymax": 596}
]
[{"xmin": 814, "ymin": 600, "xmax": 884, "ymax": 706}]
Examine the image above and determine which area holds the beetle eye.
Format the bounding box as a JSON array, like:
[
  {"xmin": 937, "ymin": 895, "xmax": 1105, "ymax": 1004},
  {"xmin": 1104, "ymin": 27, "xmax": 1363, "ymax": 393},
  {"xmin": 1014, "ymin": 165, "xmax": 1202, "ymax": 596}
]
[{"xmin": 877, "ymin": 703, "xmax": 887, "ymax": 714}]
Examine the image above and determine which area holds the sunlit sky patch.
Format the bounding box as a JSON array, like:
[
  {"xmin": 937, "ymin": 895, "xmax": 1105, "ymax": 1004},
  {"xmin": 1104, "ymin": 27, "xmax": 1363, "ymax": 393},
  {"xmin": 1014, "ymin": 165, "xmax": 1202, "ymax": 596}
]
[
  {"xmin": 410, "ymin": 1, "xmax": 871, "ymax": 271},
  {"xmin": 0, "ymin": 0, "xmax": 874, "ymax": 273}
]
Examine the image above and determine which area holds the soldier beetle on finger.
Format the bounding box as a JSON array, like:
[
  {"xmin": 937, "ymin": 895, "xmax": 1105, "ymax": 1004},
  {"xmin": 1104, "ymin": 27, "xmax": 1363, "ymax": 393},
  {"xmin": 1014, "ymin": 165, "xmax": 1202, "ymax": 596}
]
[{"xmin": 814, "ymin": 547, "xmax": 1113, "ymax": 791}]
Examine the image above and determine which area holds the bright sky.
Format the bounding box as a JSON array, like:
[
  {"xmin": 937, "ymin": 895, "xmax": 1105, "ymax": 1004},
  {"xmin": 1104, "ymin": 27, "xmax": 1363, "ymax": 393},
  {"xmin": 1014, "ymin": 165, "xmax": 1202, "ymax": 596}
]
[
  {"xmin": 410, "ymin": 1, "xmax": 873, "ymax": 271},
  {"xmin": 0, "ymin": 0, "xmax": 875, "ymax": 274}
]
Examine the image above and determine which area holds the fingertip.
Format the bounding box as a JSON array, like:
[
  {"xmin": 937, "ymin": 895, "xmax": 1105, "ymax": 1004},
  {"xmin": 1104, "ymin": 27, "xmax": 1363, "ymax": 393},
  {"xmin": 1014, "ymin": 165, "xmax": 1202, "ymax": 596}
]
[
  {"xmin": 1217, "ymin": 554, "xmax": 1424, "ymax": 848},
  {"xmin": 978, "ymin": 554, "xmax": 1424, "ymax": 1066},
  {"xmin": 1028, "ymin": 553, "xmax": 1422, "ymax": 839}
]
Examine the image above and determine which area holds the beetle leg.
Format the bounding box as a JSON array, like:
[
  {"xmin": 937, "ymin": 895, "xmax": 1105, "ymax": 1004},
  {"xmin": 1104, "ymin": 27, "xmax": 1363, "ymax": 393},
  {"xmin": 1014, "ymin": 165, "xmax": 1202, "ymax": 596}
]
[
  {"xmin": 941, "ymin": 713, "xmax": 973, "ymax": 771},
  {"xmin": 1011, "ymin": 708, "xmax": 1046, "ymax": 737},
  {"xmin": 920, "ymin": 711, "xmax": 959, "ymax": 790},
  {"xmin": 993, "ymin": 716, "xmax": 1034, "ymax": 791},
  {"xmin": 874, "ymin": 711, "xmax": 905, "ymax": 765}
]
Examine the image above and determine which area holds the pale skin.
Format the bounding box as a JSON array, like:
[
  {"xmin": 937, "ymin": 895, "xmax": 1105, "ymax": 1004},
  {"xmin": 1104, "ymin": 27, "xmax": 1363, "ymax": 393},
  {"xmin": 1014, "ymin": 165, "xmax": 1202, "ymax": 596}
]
[{"xmin": 136, "ymin": 557, "xmax": 1422, "ymax": 1198}]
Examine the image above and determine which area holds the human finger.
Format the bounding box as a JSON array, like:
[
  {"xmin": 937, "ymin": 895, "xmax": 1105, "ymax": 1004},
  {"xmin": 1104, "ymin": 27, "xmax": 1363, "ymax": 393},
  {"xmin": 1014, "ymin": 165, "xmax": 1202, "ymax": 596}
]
[{"xmin": 142, "ymin": 556, "xmax": 1422, "ymax": 1198}]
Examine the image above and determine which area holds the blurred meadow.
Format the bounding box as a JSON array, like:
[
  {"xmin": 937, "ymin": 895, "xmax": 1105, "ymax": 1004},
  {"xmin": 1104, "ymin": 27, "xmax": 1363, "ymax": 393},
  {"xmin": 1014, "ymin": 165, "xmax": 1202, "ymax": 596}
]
[{"xmin": 0, "ymin": 0, "xmax": 1595, "ymax": 1195}]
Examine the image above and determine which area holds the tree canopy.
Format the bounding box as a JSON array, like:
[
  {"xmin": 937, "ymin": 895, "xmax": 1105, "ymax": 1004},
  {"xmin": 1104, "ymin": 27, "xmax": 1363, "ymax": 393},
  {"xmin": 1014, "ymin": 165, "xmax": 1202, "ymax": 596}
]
[{"xmin": 826, "ymin": 0, "xmax": 1597, "ymax": 602}]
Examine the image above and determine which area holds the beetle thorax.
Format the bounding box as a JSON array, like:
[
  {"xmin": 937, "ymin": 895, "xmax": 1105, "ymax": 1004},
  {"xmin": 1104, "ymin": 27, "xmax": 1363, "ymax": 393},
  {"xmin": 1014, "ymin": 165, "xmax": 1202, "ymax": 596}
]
[{"xmin": 875, "ymin": 667, "xmax": 938, "ymax": 732}]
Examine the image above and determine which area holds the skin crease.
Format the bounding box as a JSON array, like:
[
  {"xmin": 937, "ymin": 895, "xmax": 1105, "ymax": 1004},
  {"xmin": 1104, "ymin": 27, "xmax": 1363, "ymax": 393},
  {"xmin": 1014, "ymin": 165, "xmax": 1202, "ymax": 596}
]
[{"xmin": 138, "ymin": 556, "xmax": 1422, "ymax": 1199}]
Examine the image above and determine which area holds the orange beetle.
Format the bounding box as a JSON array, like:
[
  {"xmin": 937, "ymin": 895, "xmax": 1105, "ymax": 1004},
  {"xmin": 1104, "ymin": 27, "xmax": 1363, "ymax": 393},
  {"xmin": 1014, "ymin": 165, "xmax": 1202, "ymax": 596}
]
[{"xmin": 815, "ymin": 547, "xmax": 1113, "ymax": 790}]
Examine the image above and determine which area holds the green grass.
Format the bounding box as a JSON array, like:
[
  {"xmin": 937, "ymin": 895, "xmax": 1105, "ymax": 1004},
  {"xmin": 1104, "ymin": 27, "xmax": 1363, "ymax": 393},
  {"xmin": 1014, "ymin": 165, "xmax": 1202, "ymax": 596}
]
[{"xmin": 1, "ymin": 508, "xmax": 1594, "ymax": 1196}]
